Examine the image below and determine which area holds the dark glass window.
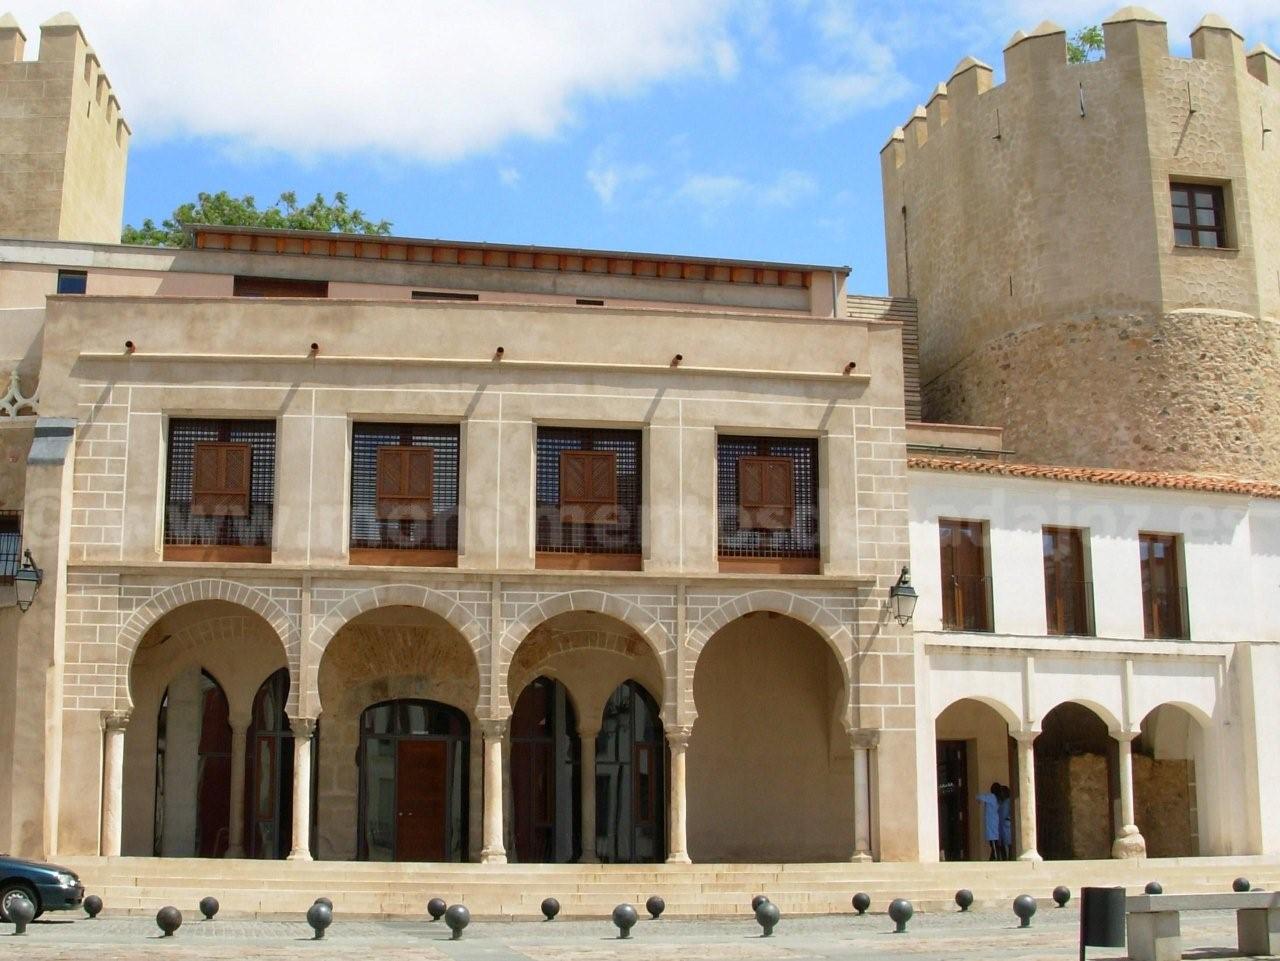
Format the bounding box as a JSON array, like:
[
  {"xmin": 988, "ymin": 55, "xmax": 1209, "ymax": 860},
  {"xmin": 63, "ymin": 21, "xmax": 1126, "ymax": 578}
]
[
  {"xmin": 1171, "ymin": 183, "xmax": 1226, "ymax": 248},
  {"xmin": 56, "ymin": 270, "xmax": 87, "ymax": 294},
  {"xmin": 233, "ymin": 276, "xmax": 328, "ymax": 297},
  {"xmin": 940, "ymin": 519, "xmax": 992, "ymax": 632},
  {"xmin": 0, "ymin": 511, "xmax": 20, "ymax": 584},
  {"xmin": 411, "ymin": 290, "xmax": 479, "ymax": 301},
  {"xmin": 717, "ymin": 436, "xmax": 819, "ymax": 559},
  {"xmin": 1043, "ymin": 526, "xmax": 1094, "ymax": 636},
  {"xmin": 164, "ymin": 418, "xmax": 275, "ymax": 548},
  {"xmin": 1140, "ymin": 532, "xmax": 1187, "ymax": 639},
  {"xmin": 536, "ymin": 427, "xmax": 641, "ymax": 556},
  {"xmin": 350, "ymin": 423, "xmax": 459, "ymax": 552}
]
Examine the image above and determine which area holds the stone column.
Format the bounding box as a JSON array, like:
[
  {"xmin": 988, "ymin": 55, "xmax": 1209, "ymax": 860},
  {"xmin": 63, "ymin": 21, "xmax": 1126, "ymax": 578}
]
[
  {"xmin": 1014, "ymin": 731, "xmax": 1042, "ymax": 861},
  {"xmin": 100, "ymin": 711, "xmax": 129, "ymax": 857},
  {"xmin": 850, "ymin": 728, "xmax": 878, "ymax": 862},
  {"xmin": 579, "ymin": 721, "xmax": 600, "ymax": 863},
  {"xmin": 666, "ymin": 726, "xmax": 692, "ymax": 864},
  {"xmin": 480, "ymin": 719, "xmax": 508, "ymax": 864},
  {"xmin": 287, "ymin": 719, "xmax": 315, "ymax": 861},
  {"xmin": 225, "ymin": 720, "xmax": 249, "ymax": 858},
  {"xmin": 1112, "ymin": 731, "xmax": 1147, "ymax": 858}
]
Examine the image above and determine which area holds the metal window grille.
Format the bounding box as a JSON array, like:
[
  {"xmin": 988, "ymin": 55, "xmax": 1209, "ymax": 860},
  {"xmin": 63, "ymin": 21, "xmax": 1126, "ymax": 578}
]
[
  {"xmin": 716, "ymin": 436, "xmax": 819, "ymax": 559},
  {"xmin": 164, "ymin": 419, "xmax": 276, "ymax": 547},
  {"xmin": 0, "ymin": 511, "xmax": 20, "ymax": 584},
  {"xmin": 350, "ymin": 423, "xmax": 460, "ymax": 550},
  {"xmin": 536, "ymin": 427, "xmax": 641, "ymax": 555}
]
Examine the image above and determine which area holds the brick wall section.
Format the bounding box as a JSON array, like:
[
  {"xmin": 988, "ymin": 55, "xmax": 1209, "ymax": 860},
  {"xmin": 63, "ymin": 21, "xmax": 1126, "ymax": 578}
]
[{"xmin": 70, "ymin": 383, "xmax": 129, "ymax": 558}]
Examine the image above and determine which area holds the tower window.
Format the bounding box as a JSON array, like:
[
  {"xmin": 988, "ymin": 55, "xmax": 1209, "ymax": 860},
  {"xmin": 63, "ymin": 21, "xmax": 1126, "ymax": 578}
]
[
  {"xmin": 56, "ymin": 270, "xmax": 88, "ymax": 295},
  {"xmin": 1170, "ymin": 183, "xmax": 1226, "ymax": 249}
]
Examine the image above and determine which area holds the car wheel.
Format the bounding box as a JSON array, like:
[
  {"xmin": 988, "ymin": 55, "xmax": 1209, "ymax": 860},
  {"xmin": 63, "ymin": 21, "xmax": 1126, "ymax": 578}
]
[{"xmin": 0, "ymin": 882, "xmax": 41, "ymax": 922}]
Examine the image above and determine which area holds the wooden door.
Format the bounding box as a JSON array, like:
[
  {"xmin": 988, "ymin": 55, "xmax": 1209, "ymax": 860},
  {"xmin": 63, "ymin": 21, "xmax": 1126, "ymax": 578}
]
[
  {"xmin": 395, "ymin": 740, "xmax": 448, "ymax": 862},
  {"xmin": 936, "ymin": 740, "xmax": 969, "ymax": 862}
]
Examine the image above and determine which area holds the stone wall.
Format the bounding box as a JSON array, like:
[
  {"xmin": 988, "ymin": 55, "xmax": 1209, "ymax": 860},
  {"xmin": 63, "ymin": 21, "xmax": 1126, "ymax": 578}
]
[
  {"xmin": 924, "ymin": 310, "xmax": 1280, "ymax": 477},
  {"xmin": 1135, "ymin": 754, "xmax": 1195, "ymax": 857}
]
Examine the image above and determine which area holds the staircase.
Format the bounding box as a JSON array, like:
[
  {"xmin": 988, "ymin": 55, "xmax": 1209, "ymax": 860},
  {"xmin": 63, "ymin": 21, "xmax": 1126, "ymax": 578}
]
[{"xmin": 52, "ymin": 855, "xmax": 1280, "ymax": 919}]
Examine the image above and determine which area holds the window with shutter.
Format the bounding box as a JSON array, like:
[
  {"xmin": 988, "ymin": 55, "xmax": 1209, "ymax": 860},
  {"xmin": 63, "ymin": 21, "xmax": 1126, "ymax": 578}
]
[
  {"xmin": 191, "ymin": 442, "xmax": 252, "ymax": 517},
  {"xmin": 376, "ymin": 445, "xmax": 434, "ymax": 520},
  {"xmin": 559, "ymin": 450, "xmax": 618, "ymax": 524},
  {"xmin": 737, "ymin": 455, "xmax": 794, "ymax": 530}
]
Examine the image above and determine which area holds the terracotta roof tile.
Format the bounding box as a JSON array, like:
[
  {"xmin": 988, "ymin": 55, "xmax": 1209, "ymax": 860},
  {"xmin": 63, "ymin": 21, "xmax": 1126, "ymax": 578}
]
[{"xmin": 908, "ymin": 455, "xmax": 1280, "ymax": 499}]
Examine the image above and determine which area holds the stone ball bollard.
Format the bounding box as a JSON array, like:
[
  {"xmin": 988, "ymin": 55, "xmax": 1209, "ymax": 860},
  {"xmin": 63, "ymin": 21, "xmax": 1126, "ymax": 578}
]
[
  {"xmin": 645, "ymin": 895, "xmax": 665, "ymax": 920},
  {"xmin": 1052, "ymin": 886, "xmax": 1071, "ymax": 908},
  {"xmin": 1144, "ymin": 881, "xmax": 1163, "ymax": 895},
  {"xmin": 1013, "ymin": 895, "xmax": 1037, "ymax": 928},
  {"xmin": 612, "ymin": 903, "xmax": 638, "ymax": 939},
  {"xmin": 888, "ymin": 898, "xmax": 913, "ymax": 934},
  {"xmin": 954, "ymin": 889, "xmax": 974, "ymax": 912},
  {"xmin": 541, "ymin": 897, "xmax": 560, "ymax": 921},
  {"xmin": 1233, "ymin": 877, "xmax": 1251, "ymax": 893},
  {"xmin": 199, "ymin": 896, "xmax": 219, "ymax": 920},
  {"xmin": 751, "ymin": 894, "xmax": 770, "ymax": 912},
  {"xmin": 851, "ymin": 892, "xmax": 871, "ymax": 915},
  {"xmin": 444, "ymin": 904, "xmax": 470, "ymax": 940},
  {"xmin": 427, "ymin": 897, "xmax": 447, "ymax": 921},
  {"xmin": 84, "ymin": 894, "xmax": 103, "ymax": 919},
  {"xmin": 755, "ymin": 899, "xmax": 780, "ymax": 937},
  {"xmin": 314, "ymin": 897, "xmax": 334, "ymax": 910},
  {"xmin": 7, "ymin": 893, "xmax": 34, "ymax": 935},
  {"xmin": 156, "ymin": 905, "xmax": 183, "ymax": 937},
  {"xmin": 306, "ymin": 901, "xmax": 332, "ymax": 940}
]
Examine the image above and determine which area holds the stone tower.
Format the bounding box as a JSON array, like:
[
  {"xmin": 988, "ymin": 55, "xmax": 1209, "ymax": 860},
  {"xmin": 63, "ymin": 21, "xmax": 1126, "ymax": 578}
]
[
  {"xmin": 0, "ymin": 11, "xmax": 129, "ymax": 243},
  {"xmin": 881, "ymin": 8, "xmax": 1280, "ymax": 479}
]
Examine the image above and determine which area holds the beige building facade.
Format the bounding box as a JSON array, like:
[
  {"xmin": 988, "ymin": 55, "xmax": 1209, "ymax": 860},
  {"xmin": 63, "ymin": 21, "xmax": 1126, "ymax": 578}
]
[{"xmin": 1, "ymin": 7, "xmax": 1279, "ymax": 903}]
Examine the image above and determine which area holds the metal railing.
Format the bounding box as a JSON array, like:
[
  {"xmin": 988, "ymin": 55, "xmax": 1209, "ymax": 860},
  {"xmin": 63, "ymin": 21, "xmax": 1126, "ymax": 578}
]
[{"xmin": 943, "ymin": 574, "xmax": 993, "ymax": 632}]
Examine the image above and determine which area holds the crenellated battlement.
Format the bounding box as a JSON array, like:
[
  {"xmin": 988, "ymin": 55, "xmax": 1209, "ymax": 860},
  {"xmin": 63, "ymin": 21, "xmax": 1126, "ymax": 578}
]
[
  {"xmin": 882, "ymin": 7, "xmax": 1279, "ymax": 171},
  {"xmin": 0, "ymin": 11, "xmax": 129, "ymax": 242}
]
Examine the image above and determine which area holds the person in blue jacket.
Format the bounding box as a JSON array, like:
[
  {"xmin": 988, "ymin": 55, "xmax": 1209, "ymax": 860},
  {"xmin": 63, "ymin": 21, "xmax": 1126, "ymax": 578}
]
[
  {"xmin": 976, "ymin": 783, "xmax": 1001, "ymax": 860},
  {"xmin": 997, "ymin": 784, "xmax": 1014, "ymax": 860}
]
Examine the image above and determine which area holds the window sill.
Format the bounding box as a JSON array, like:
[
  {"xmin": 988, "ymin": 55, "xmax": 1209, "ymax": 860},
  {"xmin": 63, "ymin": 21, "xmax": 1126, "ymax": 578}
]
[
  {"xmin": 163, "ymin": 544, "xmax": 272, "ymax": 563},
  {"xmin": 349, "ymin": 548, "xmax": 458, "ymax": 568},
  {"xmin": 717, "ymin": 556, "xmax": 821, "ymax": 575},
  {"xmin": 1172, "ymin": 244, "xmax": 1238, "ymax": 253},
  {"xmin": 535, "ymin": 552, "xmax": 643, "ymax": 572},
  {"xmin": 941, "ymin": 625, "xmax": 994, "ymax": 634}
]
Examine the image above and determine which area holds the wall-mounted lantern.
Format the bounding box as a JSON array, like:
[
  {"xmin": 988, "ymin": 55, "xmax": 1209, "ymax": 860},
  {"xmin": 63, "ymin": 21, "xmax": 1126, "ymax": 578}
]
[
  {"xmin": 11, "ymin": 549, "xmax": 43, "ymax": 612},
  {"xmin": 888, "ymin": 566, "xmax": 918, "ymax": 626}
]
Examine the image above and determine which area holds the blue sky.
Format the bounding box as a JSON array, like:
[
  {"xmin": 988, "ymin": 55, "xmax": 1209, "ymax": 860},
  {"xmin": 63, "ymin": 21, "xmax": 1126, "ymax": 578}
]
[{"xmin": 8, "ymin": 1, "xmax": 1280, "ymax": 294}]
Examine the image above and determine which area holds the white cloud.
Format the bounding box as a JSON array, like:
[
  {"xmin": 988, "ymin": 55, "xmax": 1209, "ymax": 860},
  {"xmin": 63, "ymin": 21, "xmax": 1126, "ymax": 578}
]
[
  {"xmin": 586, "ymin": 145, "xmax": 651, "ymax": 206},
  {"xmin": 790, "ymin": 1, "xmax": 912, "ymax": 124},
  {"xmin": 675, "ymin": 169, "xmax": 818, "ymax": 213},
  {"xmin": 2, "ymin": 0, "xmax": 740, "ymax": 162},
  {"xmin": 498, "ymin": 167, "xmax": 521, "ymax": 188}
]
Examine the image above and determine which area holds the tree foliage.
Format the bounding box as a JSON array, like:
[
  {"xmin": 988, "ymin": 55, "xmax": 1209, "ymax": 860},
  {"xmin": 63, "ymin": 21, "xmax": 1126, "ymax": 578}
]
[
  {"xmin": 1067, "ymin": 25, "xmax": 1105, "ymax": 64},
  {"xmin": 121, "ymin": 190, "xmax": 393, "ymax": 247}
]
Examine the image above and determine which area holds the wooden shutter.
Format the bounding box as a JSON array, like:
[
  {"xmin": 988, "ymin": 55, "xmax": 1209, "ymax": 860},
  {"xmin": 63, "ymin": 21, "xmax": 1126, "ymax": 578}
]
[
  {"xmin": 191, "ymin": 442, "xmax": 252, "ymax": 517},
  {"xmin": 559, "ymin": 450, "xmax": 618, "ymax": 524},
  {"xmin": 376, "ymin": 445, "xmax": 434, "ymax": 520},
  {"xmin": 737, "ymin": 455, "xmax": 794, "ymax": 530}
]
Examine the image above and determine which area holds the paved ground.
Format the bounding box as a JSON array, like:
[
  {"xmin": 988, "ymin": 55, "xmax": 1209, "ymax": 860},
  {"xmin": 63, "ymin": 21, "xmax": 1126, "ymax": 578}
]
[{"xmin": 0, "ymin": 906, "xmax": 1265, "ymax": 960}]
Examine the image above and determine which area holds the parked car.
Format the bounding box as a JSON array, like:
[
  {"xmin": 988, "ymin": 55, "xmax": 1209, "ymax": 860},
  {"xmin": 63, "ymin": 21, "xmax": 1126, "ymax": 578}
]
[{"xmin": 0, "ymin": 856, "xmax": 84, "ymax": 921}]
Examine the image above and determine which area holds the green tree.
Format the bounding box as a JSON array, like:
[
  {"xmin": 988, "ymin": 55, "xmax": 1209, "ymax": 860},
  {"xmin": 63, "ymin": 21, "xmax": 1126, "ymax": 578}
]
[
  {"xmin": 121, "ymin": 190, "xmax": 392, "ymax": 247},
  {"xmin": 1067, "ymin": 25, "xmax": 1104, "ymax": 63}
]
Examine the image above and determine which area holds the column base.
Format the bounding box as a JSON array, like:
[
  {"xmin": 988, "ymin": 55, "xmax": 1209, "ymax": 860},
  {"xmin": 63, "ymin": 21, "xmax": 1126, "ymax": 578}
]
[
  {"xmin": 666, "ymin": 852, "xmax": 692, "ymax": 864},
  {"xmin": 579, "ymin": 854, "xmax": 599, "ymax": 864},
  {"xmin": 287, "ymin": 849, "xmax": 313, "ymax": 861},
  {"xmin": 1112, "ymin": 824, "xmax": 1147, "ymax": 859},
  {"xmin": 1017, "ymin": 850, "xmax": 1043, "ymax": 862},
  {"xmin": 224, "ymin": 846, "xmax": 245, "ymax": 859},
  {"xmin": 850, "ymin": 851, "xmax": 874, "ymax": 863},
  {"xmin": 481, "ymin": 849, "xmax": 508, "ymax": 864}
]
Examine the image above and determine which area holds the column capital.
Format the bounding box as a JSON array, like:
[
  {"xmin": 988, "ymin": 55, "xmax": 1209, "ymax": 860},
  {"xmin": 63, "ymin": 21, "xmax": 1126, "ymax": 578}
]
[
  {"xmin": 102, "ymin": 710, "xmax": 131, "ymax": 732},
  {"xmin": 479, "ymin": 717, "xmax": 509, "ymax": 740},
  {"xmin": 848, "ymin": 727, "xmax": 880, "ymax": 750},
  {"xmin": 1110, "ymin": 728, "xmax": 1139, "ymax": 742},
  {"xmin": 290, "ymin": 717, "xmax": 317, "ymax": 739},
  {"xmin": 666, "ymin": 725, "xmax": 693, "ymax": 747},
  {"xmin": 578, "ymin": 721, "xmax": 603, "ymax": 740},
  {"xmin": 1012, "ymin": 728, "xmax": 1040, "ymax": 744}
]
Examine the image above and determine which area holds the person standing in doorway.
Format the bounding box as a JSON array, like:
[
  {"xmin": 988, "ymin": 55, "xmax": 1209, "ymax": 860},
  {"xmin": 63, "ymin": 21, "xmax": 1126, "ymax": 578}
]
[
  {"xmin": 997, "ymin": 784, "xmax": 1014, "ymax": 860},
  {"xmin": 976, "ymin": 784, "xmax": 1000, "ymax": 860}
]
